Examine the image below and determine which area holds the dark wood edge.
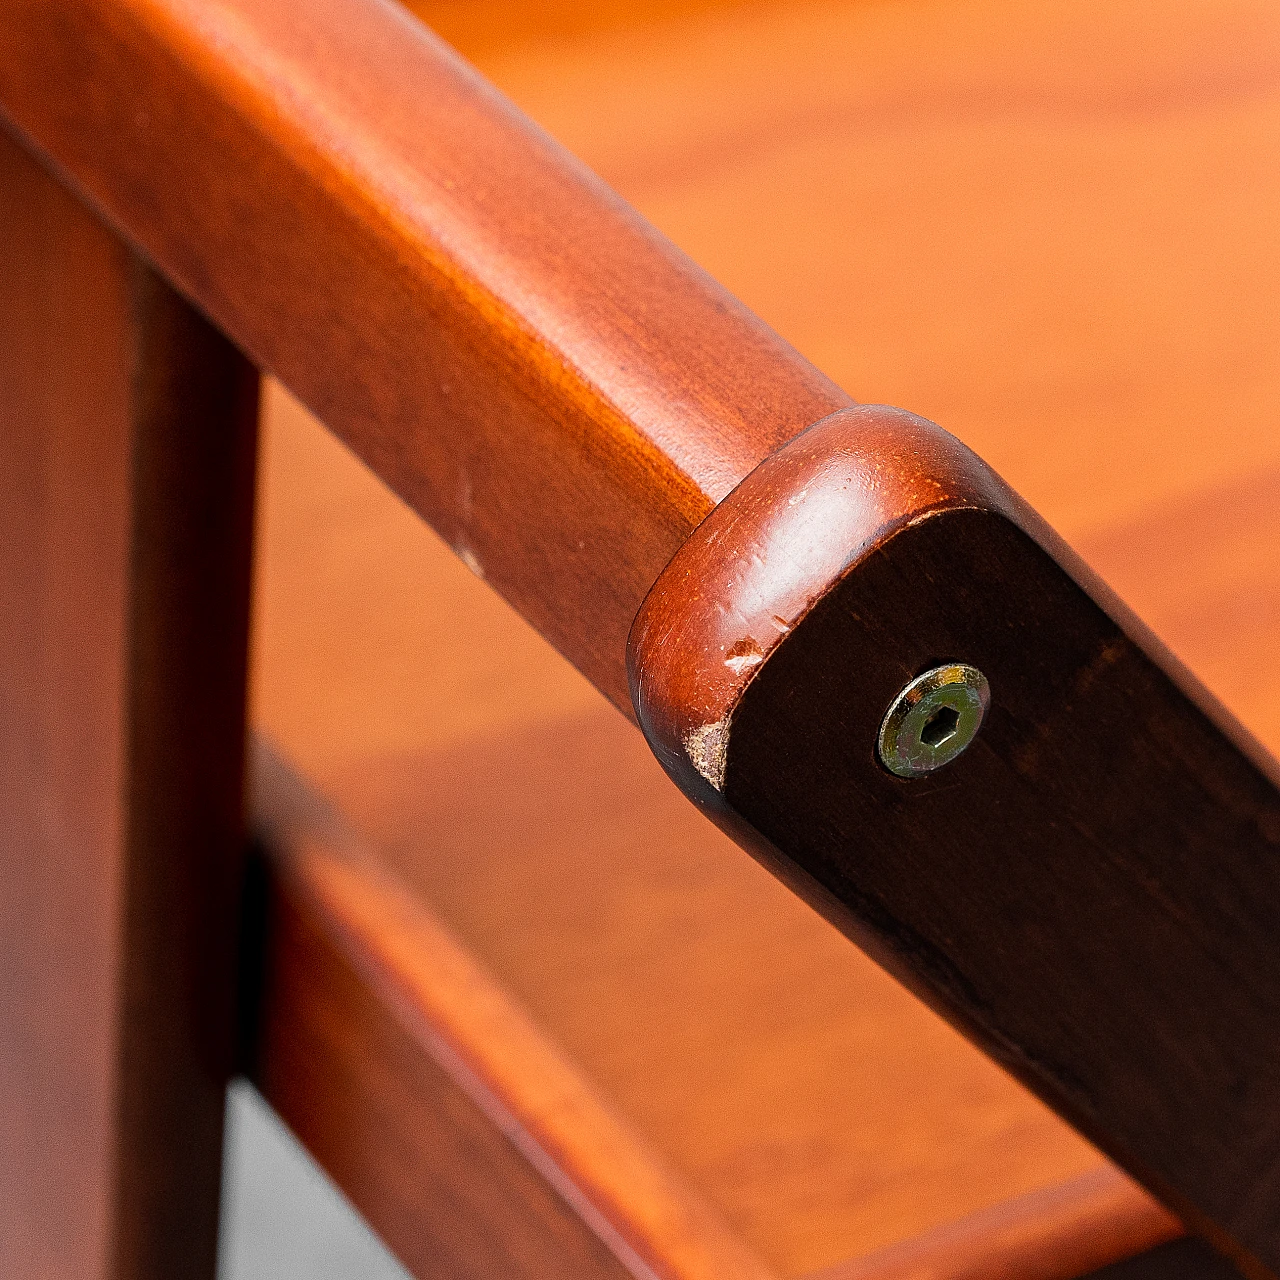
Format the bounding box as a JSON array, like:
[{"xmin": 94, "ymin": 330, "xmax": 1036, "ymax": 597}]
[
  {"xmin": 628, "ymin": 404, "xmax": 1277, "ymax": 804},
  {"xmin": 629, "ymin": 405, "xmax": 1014, "ymax": 794},
  {"xmin": 627, "ymin": 404, "xmax": 1280, "ymax": 1279},
  {"xmin": 1078, "ymin": 1238, "xmax": 1246, "ymax": 1280}
]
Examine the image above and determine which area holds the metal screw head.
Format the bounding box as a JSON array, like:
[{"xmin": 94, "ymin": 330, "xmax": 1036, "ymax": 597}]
[{"xmin": 877, "ymin": 663, "xmax": 990, "ymax": 778}]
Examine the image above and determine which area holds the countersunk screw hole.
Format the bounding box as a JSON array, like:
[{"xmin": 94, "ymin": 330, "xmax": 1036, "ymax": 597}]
[{"xmin": 920, "ymin": 704, "xmax": 960, "ymax": 748}]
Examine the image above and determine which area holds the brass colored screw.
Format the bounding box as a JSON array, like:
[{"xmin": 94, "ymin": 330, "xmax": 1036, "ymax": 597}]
[{"xmin": 878, "ymin": 664, "xmax": 990, "ymax": 778}]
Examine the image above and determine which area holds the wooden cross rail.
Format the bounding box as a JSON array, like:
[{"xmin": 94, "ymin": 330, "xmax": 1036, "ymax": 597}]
[{"xmin": 1, "ymin": 1, "xmax": 1278, "ymax": 1278}]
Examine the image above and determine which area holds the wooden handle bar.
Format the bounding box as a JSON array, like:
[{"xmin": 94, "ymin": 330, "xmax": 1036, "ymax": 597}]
[
  {"xmin": 4, "ymin": 2, "xmax": 1280, "ymax": 1277},
  {"xmin": 0, "ymin": 0, "xmax": 848, "ymax": 710}
]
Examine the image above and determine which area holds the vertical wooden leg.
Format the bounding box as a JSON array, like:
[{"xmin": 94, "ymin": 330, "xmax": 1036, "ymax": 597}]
[{"xmin": 0, "ymin": 128, "xmax": 258, "ymax": 1278}]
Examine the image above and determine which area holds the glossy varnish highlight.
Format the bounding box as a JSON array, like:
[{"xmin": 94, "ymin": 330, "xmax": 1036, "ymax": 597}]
[
  {"xmin": 3, "ymin": 1, "xmax": 1279, "ymax": 1277},
  {"xmin": 0, "ymin": 0, "xmax": 850, "ymax": 710}
]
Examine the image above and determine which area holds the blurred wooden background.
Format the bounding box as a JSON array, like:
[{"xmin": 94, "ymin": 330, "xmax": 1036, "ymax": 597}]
[{"xmin": 247, "ymin": 2, "xmax": 1280, "ymax": 1276}]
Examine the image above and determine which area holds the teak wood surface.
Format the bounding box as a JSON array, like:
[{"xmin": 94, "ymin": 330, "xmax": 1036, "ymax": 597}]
[
  {"xmin": 3, "ymin": 0, "xmax": 1280, "ymax": 1277},
  {"xmin": 248, "ymin": 709, "xmax": 1181, "ymax": 1280},
  {"xmin": 252, "ymin": 744, "xmax": 781, "ymax": 1280},
  {"xmin": 0, "ymin": 0, "xmax": 849, "ymax": 712},
  {"xmin": 0, "ymin": 129, "xmax": 258, "ymax": 1279},
  {"xmin": 626, "ymin": 403, "xmax": 1280, "ymax": 1275},
  {"xmin": 246, "ymin": 0, "xmax": 1278, "ymax": 1273},
  {"xmin": 248, "ymin": 371, "xmax": 1272, "ymax": 1280}
]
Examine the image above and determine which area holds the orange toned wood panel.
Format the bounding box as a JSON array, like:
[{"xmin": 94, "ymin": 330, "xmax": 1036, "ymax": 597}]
[
  {"xmin": 252, "ymin": 748, "xmax": 779, "ymax": 1280},
  {"xmin": 251, "ymin": 389, "xmax": 1200, "ymax": 1279},
  {"xmin": 0, "ymin": 130, "xmax": 257, "ymax": 1279},
  {"xmin": 252, "ymin": 0, "xmax": 1279, "ymax": 1273},
  {"xmin": 413, "ymin": 0, "xmax": 1280, "ymax": 555},
  {"xmin": 0, "ymin": 0, "xmax": 849, "ymax": 714},
  {"xmin": 250, "ymin": 729, "xmax": 1183, "ymax": 1280}
]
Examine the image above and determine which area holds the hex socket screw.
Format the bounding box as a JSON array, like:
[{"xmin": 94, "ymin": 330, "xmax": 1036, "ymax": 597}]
[{"xmin": 877, "ymin": 663, "xmax": 990, "ymax": 778}]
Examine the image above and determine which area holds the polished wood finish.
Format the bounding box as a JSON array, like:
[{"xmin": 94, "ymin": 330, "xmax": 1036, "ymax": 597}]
[
  {"xmin": 630, "ymin": 403, "xmax": 1280, "ymax": 1277},
  {"xmin": 412, "ymin": 0, "xmax": 1280, "ymax": 756},
  {"xmin": 326, "ymin": 698, "xmax": 1175, "ymax": 1280},
  {"xmin": 421, "ymin": 0, "xmax": 1280, "ymax": 552},
  {"xmin": 251, "ymin": 745, "xmax": 779, "ymax": 1280},
  {"xmin": 628, "ymin": 404, "xmax": 1023, "ymax": 792},
  {"xmin": 0, "ymin": 129, "xmax": 257, "ymax": 1279},
  {"xmin": 247, "ymin": 724, "xmax": 1176, "ymax": 1280},
  {"xmin": 247, "ymin": 0, "xmax": 1280, "ymax": 1266},
  {"xmin": 250, "ymin": 392, "xmax": 1182, "ymax": 1280},
  {"xmin": 0, "ymin": 0, "xmax": 849, "ymax": 713},
  {"xmin": 4, "ymin": 0, "xmax": 1279, "ymax": 1275}
]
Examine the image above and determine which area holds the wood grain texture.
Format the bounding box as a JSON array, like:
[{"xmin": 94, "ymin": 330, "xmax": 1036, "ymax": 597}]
[
  {"xmin": 408, "ymin": 0, "xmax": 1280, "ymax": 761},
  {"xmin": 250, "ymin": 745, "xmax": 780, "ymax": 1280},
  {"xmin": 256, "ymin": 388, "xmax": 1177, "ymax": 1278},
  {"xmin": 5, "ymin": 0, "xmax": 1264, "ymax": 1269},
  {"xmin": 325, "ymin": 707, "xmax": 1182, "ymax": 1280},
  {"xmin": 427, "ymin": 0, "xmax": 1280, "ymax": 548},
  {"xmin": 629, "ymin": 403, "xmax": 1280, "ymax": 1276},
  {"xmin": 0, "ymin": 0, "xmax": 850, "ymax": 714},
  {"xmin": 247, "ymin": 0, "xmax": 1280, "ymax": 1261},
  {"xmin": 247, "ymin": 721, "xmax": 1178, "ymax": 1280},
  {"xmin": 0, "ymin": 129, "xmax": 257, "ymax": 1279}
]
